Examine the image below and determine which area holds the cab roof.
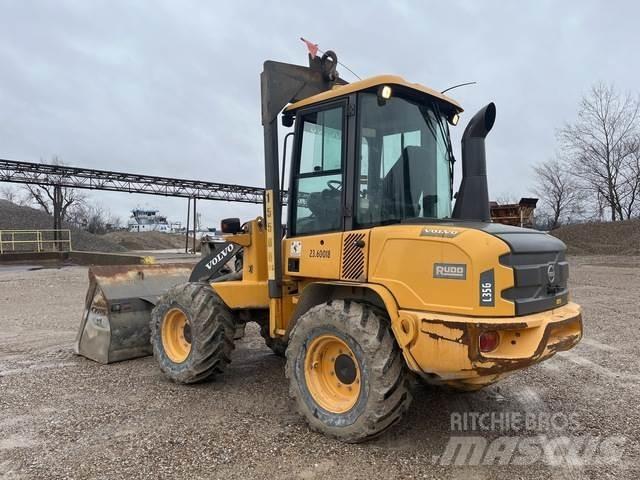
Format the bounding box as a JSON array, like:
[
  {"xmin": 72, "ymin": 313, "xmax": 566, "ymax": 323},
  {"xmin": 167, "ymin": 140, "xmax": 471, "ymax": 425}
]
[{"xmin": 284, "ymin": 74, "xmax": 463, "ymax": 113}]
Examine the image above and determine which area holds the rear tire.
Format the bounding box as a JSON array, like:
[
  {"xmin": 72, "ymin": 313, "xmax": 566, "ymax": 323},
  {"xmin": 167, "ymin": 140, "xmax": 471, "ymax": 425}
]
[
  {"xmin": 151, "ymin": 282, "xmax": 236, "ymax": 384},
  {"xmin": 285, "ymin": 300, "xmax": 412, "ymax": 442}
]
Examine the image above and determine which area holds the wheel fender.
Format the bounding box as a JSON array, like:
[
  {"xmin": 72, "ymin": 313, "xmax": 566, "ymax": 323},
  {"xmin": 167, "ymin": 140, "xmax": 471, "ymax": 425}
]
[
  {"xmin": 362, "ymin": 284, "xmax": 420, "ymax": 372},
  {"xmin": 288, "ymin": 281, "xmax": 420, "ymax": 372}
]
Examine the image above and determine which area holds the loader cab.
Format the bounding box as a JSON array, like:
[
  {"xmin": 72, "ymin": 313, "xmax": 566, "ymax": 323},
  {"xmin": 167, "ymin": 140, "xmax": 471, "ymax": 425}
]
[{"xmin": 285, "ymin": 78, "xmax": 461, "ymax": 238}]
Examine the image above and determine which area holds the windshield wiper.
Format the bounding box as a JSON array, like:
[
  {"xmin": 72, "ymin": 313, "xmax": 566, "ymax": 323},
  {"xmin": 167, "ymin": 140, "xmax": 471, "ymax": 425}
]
[{"xmin": 418, "ymin": 104, "xmax": 457, "ymax": 194}]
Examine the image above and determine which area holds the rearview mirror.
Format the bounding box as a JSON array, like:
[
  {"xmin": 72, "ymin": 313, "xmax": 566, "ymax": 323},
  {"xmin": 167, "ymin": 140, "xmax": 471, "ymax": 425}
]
[{"xmin": 221, "ymin": 218, "xmax": 242, "ymax": 234}]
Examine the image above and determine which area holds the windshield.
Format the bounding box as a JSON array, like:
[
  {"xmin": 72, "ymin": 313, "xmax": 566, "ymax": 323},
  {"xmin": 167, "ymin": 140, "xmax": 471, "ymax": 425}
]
[{"xmin": 356, "ymin": 91, "xmax": 453, "ymax": 227}]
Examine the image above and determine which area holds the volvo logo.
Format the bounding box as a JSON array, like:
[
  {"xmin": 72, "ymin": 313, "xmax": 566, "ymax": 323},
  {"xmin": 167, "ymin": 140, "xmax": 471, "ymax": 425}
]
[
  {"xmin": 421, "ymin": 228, "xmax": 460, "ymax": 238},
  {"xmin": 205, "ymin": 244, "xmax": 234, "ymax": 270},
  {"xmin": 547, "ymin": 264, "xmax": 556, "ymax": 284}
]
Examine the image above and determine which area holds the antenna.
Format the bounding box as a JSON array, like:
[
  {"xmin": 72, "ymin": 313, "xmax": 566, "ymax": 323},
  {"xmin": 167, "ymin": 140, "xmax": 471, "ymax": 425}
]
[{"xmin": 441, "ymin": 81, "xmax": 477, "ymax": 94}]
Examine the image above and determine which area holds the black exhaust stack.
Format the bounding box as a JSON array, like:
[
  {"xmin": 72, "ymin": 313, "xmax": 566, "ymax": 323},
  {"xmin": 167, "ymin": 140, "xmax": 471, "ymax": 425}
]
[{"xmin": 452, "ymin": 102, "xmax": 496, "ymax": 222}]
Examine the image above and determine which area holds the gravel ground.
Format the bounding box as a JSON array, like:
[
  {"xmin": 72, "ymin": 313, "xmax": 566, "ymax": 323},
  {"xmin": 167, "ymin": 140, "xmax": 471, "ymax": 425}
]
[{"xmin": 0, "ymin": 256, "xmax": 639, "ymax": 479}]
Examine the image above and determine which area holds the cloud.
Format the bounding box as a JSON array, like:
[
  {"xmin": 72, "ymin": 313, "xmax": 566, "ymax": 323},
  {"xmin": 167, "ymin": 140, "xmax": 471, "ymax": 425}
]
[{"xmin": 0, "ymin": 0, "xmax": 637, "ymax": 226}]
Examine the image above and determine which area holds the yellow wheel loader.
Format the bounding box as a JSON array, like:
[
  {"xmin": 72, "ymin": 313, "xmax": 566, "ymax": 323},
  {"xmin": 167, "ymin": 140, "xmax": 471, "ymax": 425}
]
[{"xmin": 76, "ymin": 50, "xmax": 582, "ymax": 442}]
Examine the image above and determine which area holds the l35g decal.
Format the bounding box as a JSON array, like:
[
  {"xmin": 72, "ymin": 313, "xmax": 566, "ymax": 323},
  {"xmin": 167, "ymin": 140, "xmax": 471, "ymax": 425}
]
[{"xmin": 479, "ymin": 269, "xmax": 495, "ymax": 306}]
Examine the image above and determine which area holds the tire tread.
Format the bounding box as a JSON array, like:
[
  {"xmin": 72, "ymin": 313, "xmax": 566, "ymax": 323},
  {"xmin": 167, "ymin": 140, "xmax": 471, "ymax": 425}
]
[
  {"xmin": 285, "ymin": 300, "xmax": 412, "ymax": 443},
  {"xmin": 150, "ymin": 282, "xmax": 236, "ymax": 384}
]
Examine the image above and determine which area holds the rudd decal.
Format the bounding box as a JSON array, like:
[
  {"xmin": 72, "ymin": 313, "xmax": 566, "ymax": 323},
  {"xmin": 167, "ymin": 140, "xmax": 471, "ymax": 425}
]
[{"xmin": 433, "ymin": 263, "xmax": 467, "ymax": 280}]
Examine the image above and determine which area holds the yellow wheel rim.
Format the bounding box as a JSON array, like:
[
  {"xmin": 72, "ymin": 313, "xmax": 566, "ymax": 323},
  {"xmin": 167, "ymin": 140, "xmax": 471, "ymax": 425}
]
[
  {"xmin": 161, "ymin": 308, "xmax": 192, "ymax": 363},
  {"xmin": 304, "ymin": 334, "xmax": 361, "ymax": 414}
]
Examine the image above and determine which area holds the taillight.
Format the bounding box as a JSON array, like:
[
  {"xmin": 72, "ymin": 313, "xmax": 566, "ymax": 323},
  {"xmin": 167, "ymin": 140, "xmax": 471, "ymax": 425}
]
[{"xmin": 479, "ymin": 331, "xmax": 500, "ymax": 353}]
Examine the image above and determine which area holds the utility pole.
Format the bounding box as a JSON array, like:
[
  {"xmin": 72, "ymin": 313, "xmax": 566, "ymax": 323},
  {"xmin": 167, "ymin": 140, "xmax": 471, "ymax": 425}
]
[
  {"xmin": 53, "ymin": 184, "xmax": 62, "ymax": 250},
  {"xmin": 184, "ymin": 197, "xmax": 191, "ymax": 254},
  {"xmin": 192, "ymin": 197, "xmax": 197, "ymax": 253}
]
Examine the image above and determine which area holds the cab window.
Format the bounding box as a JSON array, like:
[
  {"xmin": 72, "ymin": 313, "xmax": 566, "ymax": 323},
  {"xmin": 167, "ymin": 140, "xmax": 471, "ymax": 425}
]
[
  {"xmin": 356, "ymin": 92, "xmax": 452, "ymax": 227},
  {"xmin": 291, "ymin": 105, "xmax": 344, "ymax": 236}
]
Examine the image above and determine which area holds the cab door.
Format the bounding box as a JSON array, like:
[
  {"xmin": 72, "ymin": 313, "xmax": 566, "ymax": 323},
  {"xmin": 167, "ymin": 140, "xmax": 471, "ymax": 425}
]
[{"xmin": 284, "ymin": 99, "xmax": 348, "ymax": 280}]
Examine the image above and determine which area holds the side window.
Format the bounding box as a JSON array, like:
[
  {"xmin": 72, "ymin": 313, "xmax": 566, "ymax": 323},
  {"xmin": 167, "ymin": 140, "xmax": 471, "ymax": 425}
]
[
  {"xmin": 293, "ymin": 105, "xmax": 344, "ymax": 236},
  {"xmin": 299, "ymin": 108, "xmax": 343, "ymax": 173}
]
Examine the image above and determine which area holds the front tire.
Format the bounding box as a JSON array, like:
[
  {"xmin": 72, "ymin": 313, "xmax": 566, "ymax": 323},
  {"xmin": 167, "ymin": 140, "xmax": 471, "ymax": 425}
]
[
  {"xmin": 151, "ymin": 282, "xmax": 236, "ymax": 384},
  {"xmin": 285, "ymin": 300, "xmax": 412, "ymax": 442}
]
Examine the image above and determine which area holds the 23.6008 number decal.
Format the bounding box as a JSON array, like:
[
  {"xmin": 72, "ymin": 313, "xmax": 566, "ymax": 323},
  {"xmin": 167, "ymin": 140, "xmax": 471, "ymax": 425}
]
[{"xmin": 309, "ymin": 249, "xmax": 331, "ymax": 259}]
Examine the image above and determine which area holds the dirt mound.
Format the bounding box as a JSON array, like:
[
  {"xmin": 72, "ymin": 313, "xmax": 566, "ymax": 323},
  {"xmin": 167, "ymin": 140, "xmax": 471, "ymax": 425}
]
[
  {"xmin": 103, "ymin": 231, "xmax": 189, "ymax": 251},
  {"xmin": 550, "ymin": 219, "xmax": 640, "ymax": 255},
  {"xmin": 0, "ymin": 199, "xmax": 125, "ymax": 252}
]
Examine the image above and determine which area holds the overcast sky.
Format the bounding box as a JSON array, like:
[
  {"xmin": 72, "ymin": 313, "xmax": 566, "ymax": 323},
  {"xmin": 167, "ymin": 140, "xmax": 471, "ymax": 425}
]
[{"xmin": 1, "ymin": 0, "xmax": 638, "ymax": 228}]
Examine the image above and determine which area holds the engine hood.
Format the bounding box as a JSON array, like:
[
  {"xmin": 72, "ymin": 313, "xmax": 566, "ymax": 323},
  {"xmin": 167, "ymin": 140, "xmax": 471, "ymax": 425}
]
[
  {"xmin": 407, "ymin": 220, "xmax": 567, "ymax": 254},
  {"xmin": 371, "ymin": 221, "xmax": 569, "ymax": 317}
]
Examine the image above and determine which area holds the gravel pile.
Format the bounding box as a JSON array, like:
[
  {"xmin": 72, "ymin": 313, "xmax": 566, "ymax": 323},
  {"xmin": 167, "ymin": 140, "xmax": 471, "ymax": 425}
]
[
  {"xmin": 103, "ymin": 231, "xmax": 189, "ymax": 251},
  {"xmin": 0, "ymin": 199, "xmax": 125, "ymax": 252},
  {"xmin": 550, "ymin": 219, "xmax": 640, "ymax": 255}
]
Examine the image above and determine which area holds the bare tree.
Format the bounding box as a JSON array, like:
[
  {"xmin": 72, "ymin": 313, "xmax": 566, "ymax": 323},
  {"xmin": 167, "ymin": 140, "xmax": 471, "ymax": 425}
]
[
  {"xmin": 84, "ymin": 205, "xmax": 109, "ymax": 234},
  {"xmin": 106, "ymin": 214, "xmax": 123, "ymax": 231},
  {"xmin": 532, "ymin": 158, "xmax": 584, "ymax": 229},
  {"xmin": 22, "ymin": 156, "xmax": 87, "ymax": 228},
  {"xmin": 0, "ymin": 185, "xmax": 28, "ymax": 205},
  {"xmin": 68, "ymin": 201, "xmax": 122, "ymax": 234},
  {"xmin": 619, "ymin": 136, "xmax": 640, "ymax": 219},
  {"xmin": 558, "ymin": 83, "xmax": 640, "ymax": 221},
  {"xmin": 494, "ymin": 193, "xmax": 519, "ymax": 205}
]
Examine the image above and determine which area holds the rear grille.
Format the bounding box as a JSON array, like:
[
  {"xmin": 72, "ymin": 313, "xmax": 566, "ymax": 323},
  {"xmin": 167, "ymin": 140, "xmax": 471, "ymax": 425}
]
[
  {"xmin": 500, "ymin": 251, "xmax": 569, "ymax": 315},
  {"xmin": 341, "ymin": 233, "xmax": 366, "ymax": 281}
]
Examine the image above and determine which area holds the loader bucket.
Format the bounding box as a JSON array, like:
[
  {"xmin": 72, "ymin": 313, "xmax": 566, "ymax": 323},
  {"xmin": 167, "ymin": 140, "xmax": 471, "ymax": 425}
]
[{"xmin": 74, "ymin": 264, "xmax": 194, "ymax": 364}]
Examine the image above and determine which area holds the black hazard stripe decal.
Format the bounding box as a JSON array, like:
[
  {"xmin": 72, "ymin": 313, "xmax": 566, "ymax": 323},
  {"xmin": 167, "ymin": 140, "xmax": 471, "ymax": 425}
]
[{"xmin": 480, "ymin": 269, "xmax": 495, "ymax": 306}]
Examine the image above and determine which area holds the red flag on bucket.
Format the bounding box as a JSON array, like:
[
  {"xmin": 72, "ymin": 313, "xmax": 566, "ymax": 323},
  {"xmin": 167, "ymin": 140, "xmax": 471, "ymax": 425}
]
[{"xmin": 300, "ymin": 37, "xmax": 319, "ymax": 58}]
